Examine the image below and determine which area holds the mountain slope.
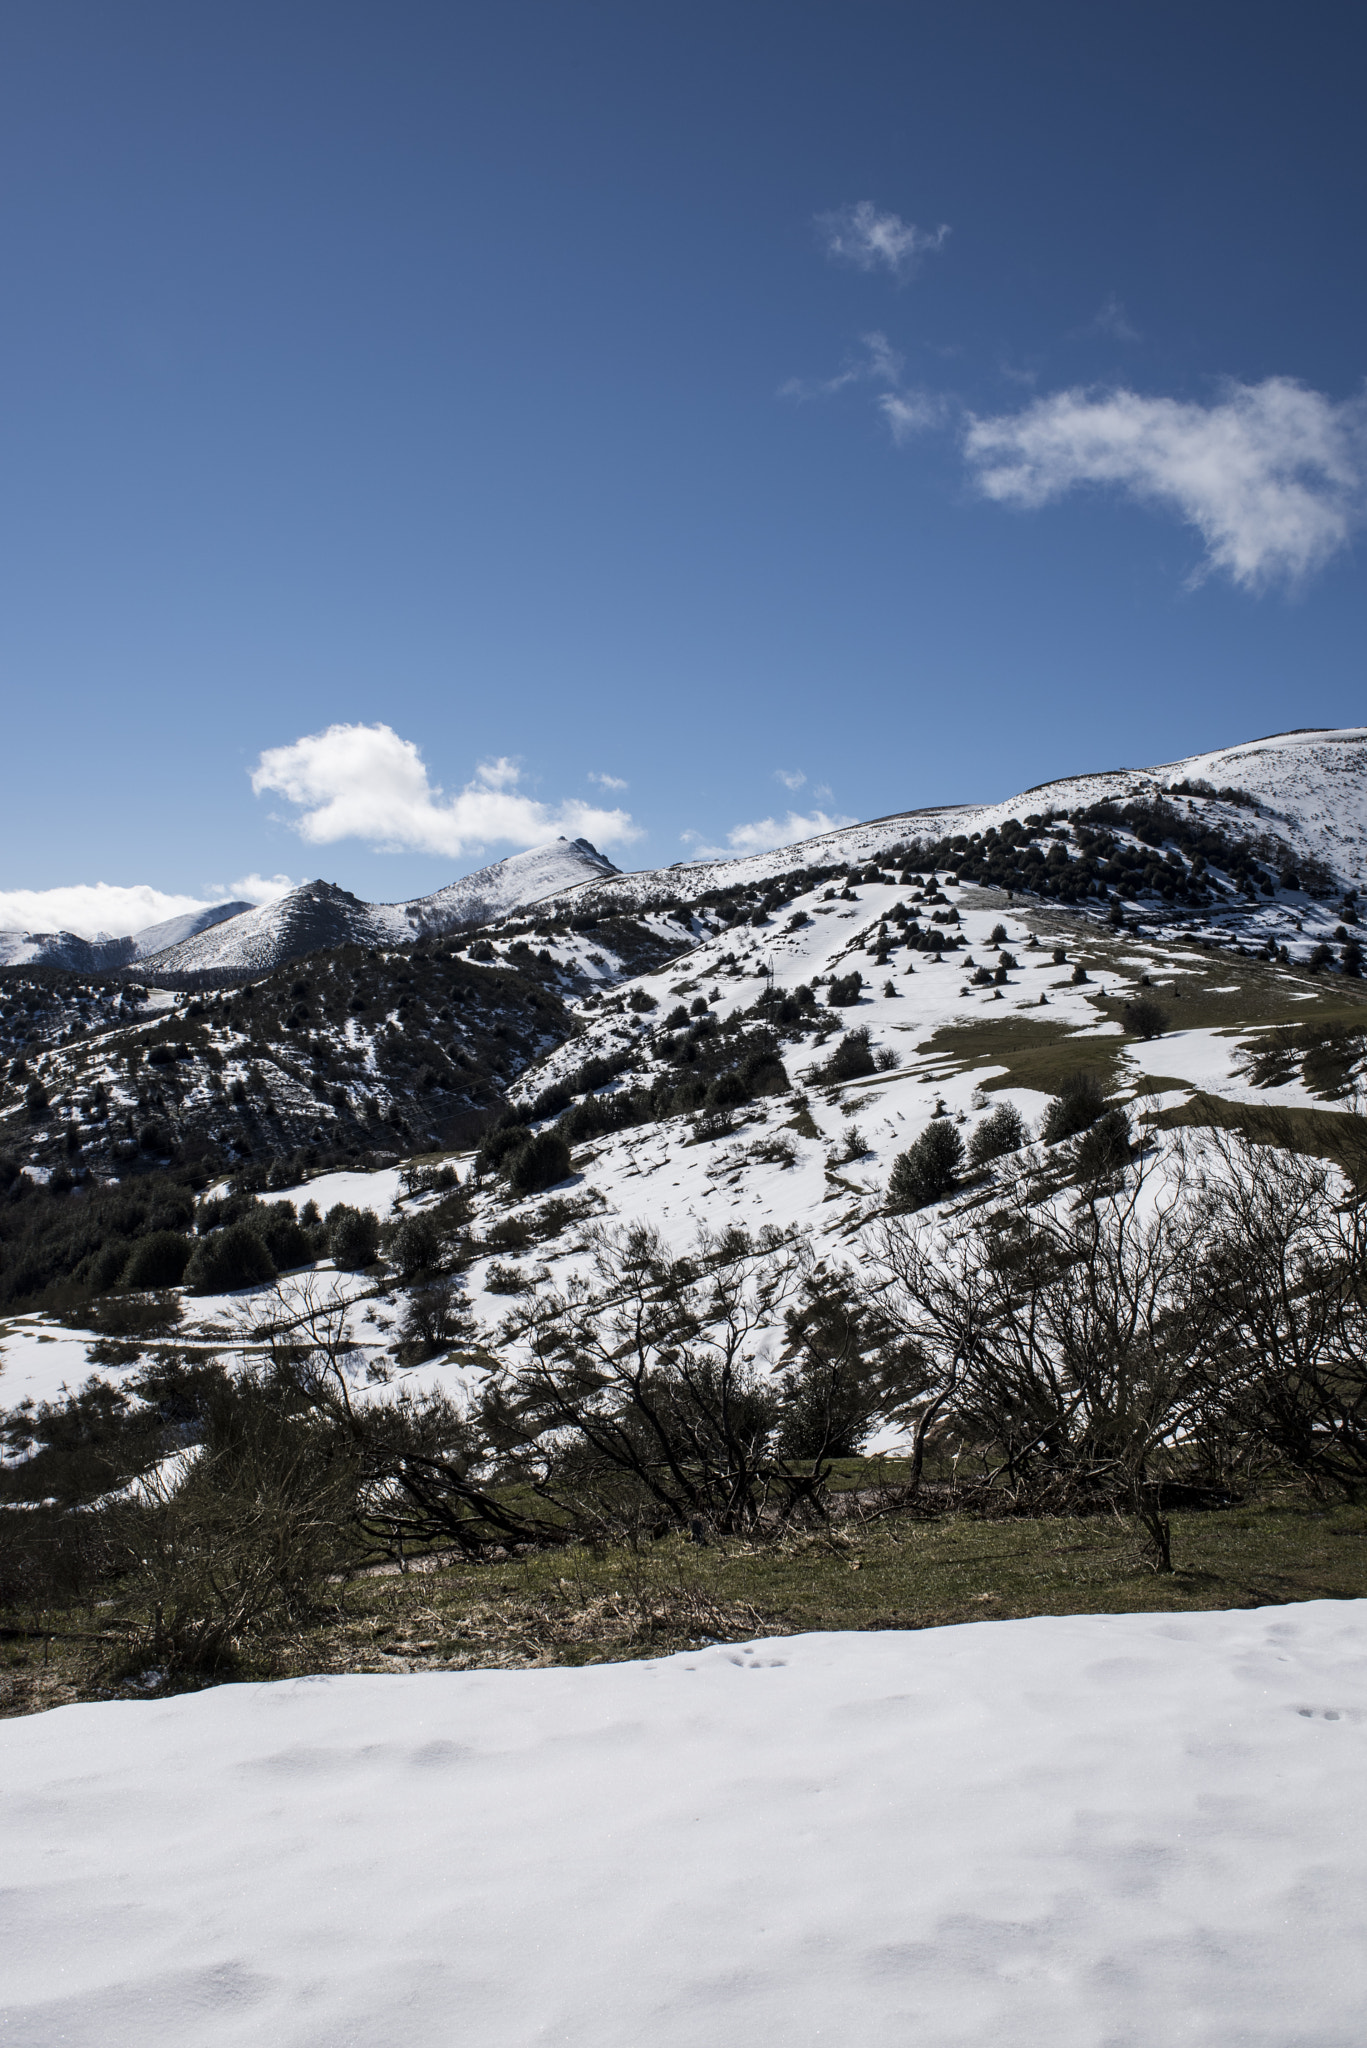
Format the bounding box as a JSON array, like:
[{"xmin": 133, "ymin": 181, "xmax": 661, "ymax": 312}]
[
  {"xmin": 128, "ymin": 902, "xmax": 257, "ymax": 960},
  {"xmin": 134, "ymin": 882, "xmax": 411, "ymax": 978},
  {"xmin": 137, "ymin": 839, "xmax": 620, "ymax": 980},
  {"xmin": 532, "ymin": 727, "xmax": 1367, "ymax": 920},
  {"xmin": 3, "ymin": 726, "xmax": 1365, "ymax": 1260},
  {"xmin": 0, "ymin": 901, "xmax": 251, "ymax": 972},
  {"xmin": 404, "ymin": 837, "xmax": 619, "ymax": 931}
]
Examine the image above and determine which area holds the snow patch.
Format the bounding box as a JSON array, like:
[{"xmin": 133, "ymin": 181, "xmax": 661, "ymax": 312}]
[{"xmin": 2, "ymin": 1602, "xmax": 1364, "ymax": 2046}]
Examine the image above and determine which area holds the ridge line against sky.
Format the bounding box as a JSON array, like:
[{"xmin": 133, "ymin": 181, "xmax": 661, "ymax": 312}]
[
  {"xmin": 5, "ymin": 719, "xmax": 1359, "ymax": 942},
  {"xmin": 2, "ymin": 3, "xmax": 1364, "ymax": 925}
]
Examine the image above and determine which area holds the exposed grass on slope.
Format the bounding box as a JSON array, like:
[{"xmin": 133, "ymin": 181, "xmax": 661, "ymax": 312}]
[
  {"xmin": 912, "ymin": 1014, "xmax": 1131, "ymax": 1100},
  {"xmin": 5, "ymin": 1497, "xmax": 1364, "ymax": 1717},
  {"xmin": 1149, "ymin": 1092, "xmax": 1367, "ymax": 1177},
  {"xmin": 910, "ymin": 932, "xmax": 1367, "ymax": 1110}
]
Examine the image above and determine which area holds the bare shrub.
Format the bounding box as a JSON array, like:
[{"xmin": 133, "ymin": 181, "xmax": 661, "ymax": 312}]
[
  {"xmin": 874, "ymin": 1147, "xmax": 1216, "ymax": 1568},
  {"xmin": 1194, "ymin": 1130, "xmax": 1367, "ymax": 1495},
  {"xmin": 488, "ymin": 1224, "xmax": 816, "ymax": 1537},
  {"xmin": 104, "ymin": 1373, "xmax": 357, "ymax": 1680}
]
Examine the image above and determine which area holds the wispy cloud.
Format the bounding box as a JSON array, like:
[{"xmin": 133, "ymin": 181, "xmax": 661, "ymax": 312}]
[
  {"xmin": 964, "ymin": 376, "xmax": 1367, "ymax": 588},
  {"xmin": 816, "ymin": 201, "xmax": 950, "ymax": 281},
  {"xmin": 587, "ymin": 771, "xmax": 628, "ymax": 791},
  {"xmin": 780, "ymin": 330, "xmax": 904, "ymax": 403},
  {"xmin": 879, "ymin": 390, "xmax": 947, "ymax": 443},
  {"xmin": 682, "ymin": 808, "xmax": 856, "ymax": 860},
  {"xmin": 781, "ymin": 330, "xmax": 944, "ymax": 440},
  {"xmin": 1090, "ymin": 293, "xmax": 1140, "ymax": 342},
  {"xmin": 774, "ymin": 768, "xmax": 807, "ymax": 791},
  {"xmin": 251, "ymin": 723, "xmax": 642, "ymax": 858}
]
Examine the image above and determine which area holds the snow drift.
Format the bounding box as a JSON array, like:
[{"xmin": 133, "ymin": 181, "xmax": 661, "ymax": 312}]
[{"xmin": 2, "ymin": 1600, "xmax": 1363, "ymax": 2047}]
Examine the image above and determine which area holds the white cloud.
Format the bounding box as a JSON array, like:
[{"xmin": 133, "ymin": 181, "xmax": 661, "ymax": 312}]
[
  {"xmin": 963, "ymin": 377, "xmax": 1367, "ymax": 587},
  {"xmin": 723, "ymin": 809, "xmax": 856, "ymax": 855},
  {"xmin": 251, "ymin": 723, "xmax": 642, "ymax": 857},
  {"xmin": 226, "ymin": 873, "xmax": 297, "ymax": 906},
  {"xmin": 817, "ymin": 202, "xmax": 950, "ymax": 280},
  {"xmin": 682, "ymin": 809, "xmax": 857, "ymax": 860},
  {"xmin": 879, "ymin": 390, "xmax": 946, "ymax": 443},
  {"xmin": 774, "ymin": 768, "xmax": 807, "ymax": 791},
  {"xmin": 0, "ymin": 884, "xmax": 212, "ymax": 941},
  {"xmin": 587, "ymin": 771, "xmax": 628, "ymax": 791},
  {"xmin": 0, "ymin": 872, "xmax": 298, "ymax": 941}
]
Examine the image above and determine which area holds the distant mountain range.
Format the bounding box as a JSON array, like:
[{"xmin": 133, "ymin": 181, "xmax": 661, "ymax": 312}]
[
  {"xmin": 3, "ymin": 726, "xmax": 1366, "ymax": 1206},
  {"xmin": 5, "ymin": 729, "xmax": 1367, "ymax": 985},
  {"xmin": 0, "ymin": 899, "xmax": 256, "ymax": 975},
  {"xmin": 0, "ymin": 837, "xmax": 620, "ymax": 978}
]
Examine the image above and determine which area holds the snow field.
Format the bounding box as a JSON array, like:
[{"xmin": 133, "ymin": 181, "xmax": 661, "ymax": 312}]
[
  {"xmin": 2, "ymin": 1600, "xmax": 1364, "ymax": 2047},
  {"xmin": 0, "ymin": 1320, "xmax": 120, "ymax": 1410},
  {"xmin": 268, "ymin": 1166, "xmax": 405, "ymax": 1219}
]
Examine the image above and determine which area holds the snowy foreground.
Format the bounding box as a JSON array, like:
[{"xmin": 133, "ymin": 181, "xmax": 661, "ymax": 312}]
[{"xmin": 3, "ymin": 1603, "xmax": 1365, "ymax": 2047}]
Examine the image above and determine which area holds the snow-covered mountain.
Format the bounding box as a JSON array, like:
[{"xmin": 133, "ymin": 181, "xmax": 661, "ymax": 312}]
[
  {"xmin": 7, "ymin": 720, "xmax": 1367, "ymax": 1402},
  {"xmin": 136, "ymin": 838, "xmax": 620, "ymax": 979},
  {"xmin": 126, "ymin": 901, "xmax": 258, "ymax": 960},
  {"xmin": 5, "ymin": 731, "xmax": 1363, "ymax": 989},
  {"xmin": 403, "ymin": 837, "xmax": 620, "ymax": 932},
  {"xmin": 535, "ymin": 727, "xmax": 1367, "ymax": 918},
  {"xmin": 130, "ymin": 881, "xmax": 412, "ymax": 978},
  {"xmin": 0, "ymin": 900, "xmax": 252, "ymax": 972}
]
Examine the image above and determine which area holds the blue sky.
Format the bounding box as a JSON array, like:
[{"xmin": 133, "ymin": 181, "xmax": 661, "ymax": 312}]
[{"xmin": 3, "ymin": 0, "xmax": 1365, "ymax": 935}]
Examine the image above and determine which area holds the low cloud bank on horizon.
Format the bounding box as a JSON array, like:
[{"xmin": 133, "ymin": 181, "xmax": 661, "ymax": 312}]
[
  {"xmin": 251, "ymin": 724, "xmax": 641, "ymax": 858},
  {"xmin": 0, "ymin": 874, "xmax": 295, "ymax": 942}
]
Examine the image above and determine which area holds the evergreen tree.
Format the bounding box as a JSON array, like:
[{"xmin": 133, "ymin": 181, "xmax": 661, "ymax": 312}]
[
  {"xmin": 184, "ymin": 1222, "xmax": 278, "ymax": 1294},
  {"xmin": 887, "ymin": 1121, "xmax": 964, "ymax": 1210},
  {"xmin": 507, "ymin": 1129, "xmax": 572, "ymax": 1195},
  {"xmin": 967, "ymin": 1101, "xmax": 1026, "ymax": 1167},
  {"xmin": 1040, "ymin": 1072, "xmax": 1108, "ymax": 1143},
  {"xmin": 1122, "ymin": 996, "xmax": 1169, "ymax": 1039},
  {"xmin": 327, "ymin": 1204, "xmax": 381, "ymax": 1270}
]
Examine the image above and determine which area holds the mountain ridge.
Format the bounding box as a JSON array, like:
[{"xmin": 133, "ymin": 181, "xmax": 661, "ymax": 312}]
[
  {"xmin": 134, "ymin": 836, "xmax": 621, "ymax": 978},
  {"xmin": 533, "ymin": 726, "xmax": 1367, "ymax": 919},
  {"xmin": 0, "ymin": 838, "xmax": 623, "ymax": 982},
  {"xmin": 0, "ymin": 900, "xmax": 254, "ymax": 973},
  {"xmin": 4, "ymin": 728, "xmax": 1364, "ymax": 988}
]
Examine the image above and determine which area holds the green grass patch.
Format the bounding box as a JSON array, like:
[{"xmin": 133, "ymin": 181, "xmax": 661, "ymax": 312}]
[
  {"xmin": 913, "ymin": 1015, "xmax": 1130, "ymax": 1100},
  {"xmin": 911, "ymin": 931, "xmax": 1367, "ymax": 1106},
  {"xmin": 1093, "ymin": 973, "xmax": 1367, "ymax": 1038},
  {"xmin": 6, "ymin": 1497, "xmax": 1364, "ymax": 1717},
  {"xmin": 1148, "ymin": 1090, "xmax": 1367, "ymax": 1173}
]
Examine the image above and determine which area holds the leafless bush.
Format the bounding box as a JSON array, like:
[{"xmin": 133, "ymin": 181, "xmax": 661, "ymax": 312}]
[
  {"xmin": 490, "ymin": 1222, "xmax": 820, "ymax": 1538},
  {"xmin": 1193, "ymin": 1131, "xmax": 1367, "ymax": 1495},
  {"xmin": 104, "ymin": 1374, "xmax": 357, "ymax": 1679},
  {"xmin": 397, "ymin": 1279, "xmax": 474, "ymax": 1364},
  {"xmin": 873, "ymin": 1147, "xmax": 1216, "ymax": 1567}
]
